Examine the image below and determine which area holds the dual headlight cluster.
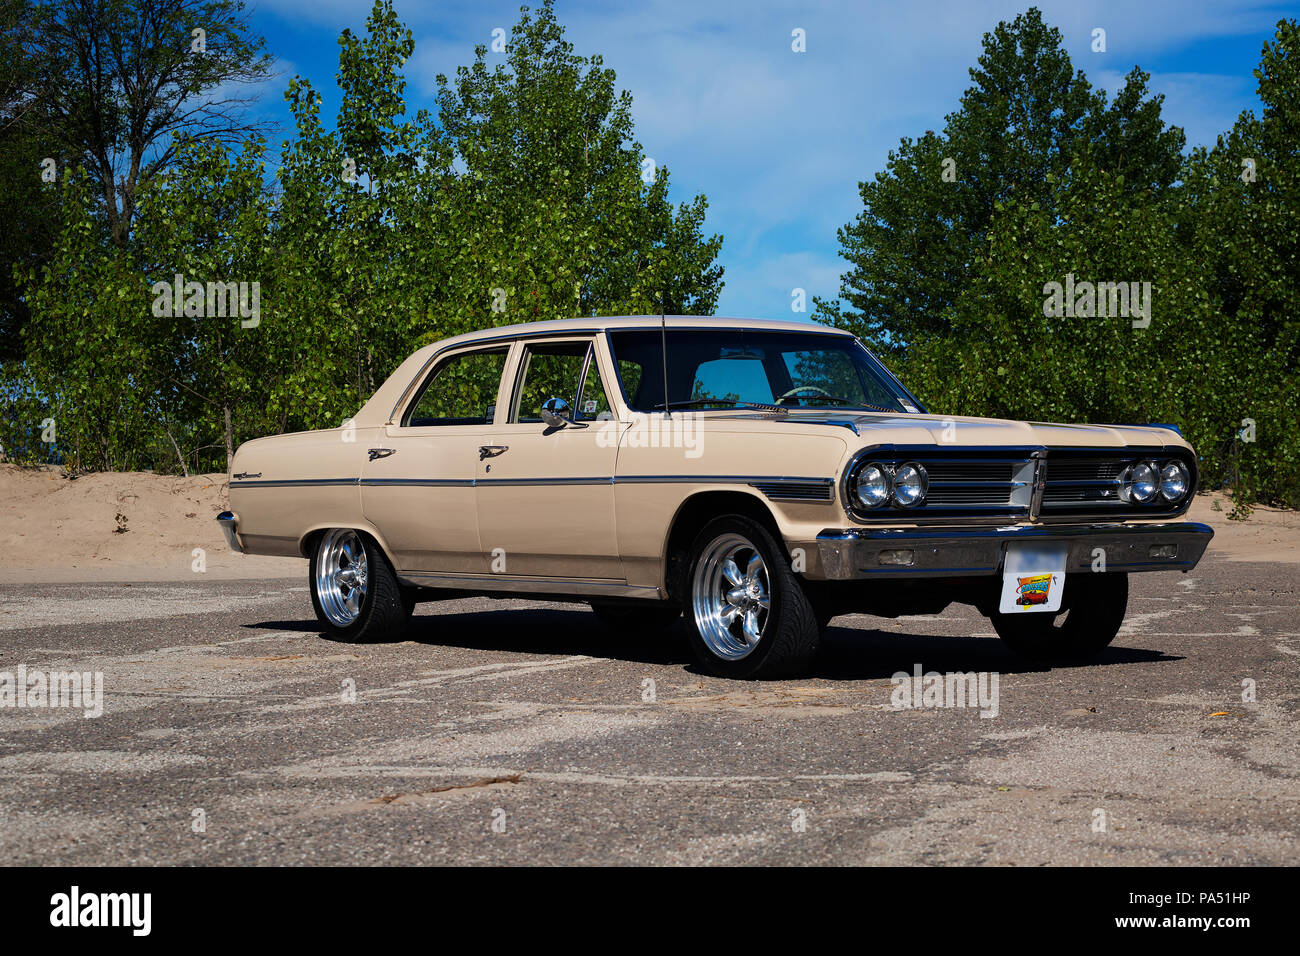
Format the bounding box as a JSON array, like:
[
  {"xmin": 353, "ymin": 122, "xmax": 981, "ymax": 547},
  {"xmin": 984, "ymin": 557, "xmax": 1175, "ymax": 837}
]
[
  {"xmin": 1120, "ymin": 459, "xmax": 1190, "ymax": 504},
  {"xmin": 852, "ymin": 460, "xmax": 929, "ymax": 510}
]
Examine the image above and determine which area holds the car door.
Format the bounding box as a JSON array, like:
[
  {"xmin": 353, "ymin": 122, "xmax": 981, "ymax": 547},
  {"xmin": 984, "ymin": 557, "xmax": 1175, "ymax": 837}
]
[
  {"xmin": 361, "ymin": 344, "xmax": 512, "ymax": 574},
  {"xmin": 473, "ymin": 337, "xmax": 623, "ymax": 579}
]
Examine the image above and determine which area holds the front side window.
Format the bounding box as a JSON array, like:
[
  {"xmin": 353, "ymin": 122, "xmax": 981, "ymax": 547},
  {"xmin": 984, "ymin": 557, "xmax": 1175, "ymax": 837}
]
[
  {"xmin": 513, "ymin": 341, "xmax": 612, "ymax": 423},
  {"xmin": 404, "ymin": 347, "xmax": 509, "ymax": 426},
  {"xmin": 607, "ymin": 329, "xmax": 916, "ymax": 413}
]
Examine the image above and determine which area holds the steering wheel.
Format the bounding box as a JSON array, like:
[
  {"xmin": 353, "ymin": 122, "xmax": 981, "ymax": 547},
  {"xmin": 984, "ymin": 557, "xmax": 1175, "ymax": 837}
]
[{"xmin": 776, "ymin": 385, "xmax": 834, "ymax": 403}]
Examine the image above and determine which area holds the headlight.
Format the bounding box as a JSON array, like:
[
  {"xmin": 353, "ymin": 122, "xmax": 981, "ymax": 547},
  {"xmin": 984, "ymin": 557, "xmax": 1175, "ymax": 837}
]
[
  {"xmin": 1127, "ymin": 460, "xmax": 1159, "ymax": 503},
  {"xmin": 892, "ymin": 462, "xmax": 928, "ymax": 507},
  {"xmin": 854, "ymin": 462, "xmax": 891, "ymax": 509},
  {"xmin": 1160, "ymin": 460, "xmax": 1189, "ymax": 501}
]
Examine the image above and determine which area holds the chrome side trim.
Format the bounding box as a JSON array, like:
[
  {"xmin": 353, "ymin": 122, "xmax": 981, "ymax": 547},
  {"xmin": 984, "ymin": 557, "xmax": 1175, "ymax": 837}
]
[
  {"xmin": 216, "ymin": 511, "xmax": 244, "ymax": 553},
  {"xmin": 233, "ymin": 474, "xmax": 835, "ymax": 491},
  {"xmin": 811, "ymin": 521, "xmax": 1214, "ymax": 580},
  {"xmin": 396, "ymin": 570, "xmax": 662, "ymax": 599},
  {"xmin": 479, "ymin": 476, "xmax": 612, "ymax": 487},
  {"xmin": 614, "ymin": 474, "xmax": 828, "ymax": 486},
  {"xmin": 360, "ymin": 478, "xmax": 470, "ymax": 487},
  {"xmin": 476, "ymin": 475, "xmax": 832, "ymax": 489},
  {"xmin": 229, "ymin": 477, "xmax": 359, "ymax": 488}
]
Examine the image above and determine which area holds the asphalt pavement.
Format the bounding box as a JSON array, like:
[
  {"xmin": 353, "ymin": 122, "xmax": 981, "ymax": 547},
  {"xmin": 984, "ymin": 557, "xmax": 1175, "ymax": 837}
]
[{"xmin": 0, "ymin": 555, "xmax": 1295, "ymax": 865}]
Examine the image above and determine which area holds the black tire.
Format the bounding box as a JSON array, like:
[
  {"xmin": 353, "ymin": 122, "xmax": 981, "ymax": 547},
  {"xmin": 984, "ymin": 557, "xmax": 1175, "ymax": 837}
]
[
  {"xmin": 992, "ymin": 572, "xmax": 1128, "ymax": 662},
  {"xmin": 590, "ymin": 600, "xmax": 681, "ymax": 634},
  {"xmin": 683, "ymin": 515, "xmax": 820, "ymax": 679},
  {"xmin": 309, "ymin": 528, "xmax": 413, "ymax": 642}
]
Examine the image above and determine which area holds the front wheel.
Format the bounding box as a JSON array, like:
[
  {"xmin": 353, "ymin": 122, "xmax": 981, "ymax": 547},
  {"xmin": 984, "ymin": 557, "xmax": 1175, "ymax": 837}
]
[
  {"xmin": 992, "ymin": 572, "xmax": 1128, "ymax": 662},
  {"xmin": 684, "ymin": 516, "xmax": 820, "ymax": 679},
  {"xmin": 310, "ymin": 528, "xmax": 413, "ymax": 641}
]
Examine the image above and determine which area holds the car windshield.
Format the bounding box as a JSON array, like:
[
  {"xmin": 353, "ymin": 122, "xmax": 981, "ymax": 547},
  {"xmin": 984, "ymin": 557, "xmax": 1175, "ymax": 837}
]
[{"xmin": 606, "ymin": 328, "xmax": 919, "ymax": 413}]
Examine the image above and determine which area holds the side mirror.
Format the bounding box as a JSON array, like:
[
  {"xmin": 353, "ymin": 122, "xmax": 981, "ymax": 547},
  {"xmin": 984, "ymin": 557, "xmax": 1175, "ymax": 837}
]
[{"xmin": 540, "ymin": 396, "xmax": 572, "ymax": 429}]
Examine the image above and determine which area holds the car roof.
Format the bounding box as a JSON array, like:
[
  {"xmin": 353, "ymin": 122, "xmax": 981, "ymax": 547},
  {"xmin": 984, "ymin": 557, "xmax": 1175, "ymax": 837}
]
[{"xmin": 446, "ymin": 314, "xmax": 851, "ymax": 346}]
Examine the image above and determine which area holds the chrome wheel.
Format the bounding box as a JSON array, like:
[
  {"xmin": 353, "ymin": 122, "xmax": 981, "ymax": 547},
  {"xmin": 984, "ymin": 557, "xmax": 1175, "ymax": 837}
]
[
  {"xmin": 315, "ymin": 529, "xmax": 369, "ymax": 627},
  {"xmin": 691, "ymin": 532, "xmax": 770, "ymax": 661}
]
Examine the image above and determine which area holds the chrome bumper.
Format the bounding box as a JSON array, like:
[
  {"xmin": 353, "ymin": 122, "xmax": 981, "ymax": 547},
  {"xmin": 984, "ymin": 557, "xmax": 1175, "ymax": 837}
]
[
  {"xmin": 216, "ymin": 511, "xmax": 244, "ymax": 553},
  {"xmin": 814, "ymin": 522, "xmax": 1214, "ymax": 580}
]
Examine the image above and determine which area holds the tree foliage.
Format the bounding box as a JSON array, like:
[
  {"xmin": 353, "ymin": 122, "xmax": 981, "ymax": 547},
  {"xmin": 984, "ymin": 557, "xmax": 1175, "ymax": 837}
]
[
  {"xmin": 4, "ymin": 0, "xmax": 725, "ymax": 472},
  {"xmin": 818, "ymin": 8, "xmax": 1299, "ymax": 507}
]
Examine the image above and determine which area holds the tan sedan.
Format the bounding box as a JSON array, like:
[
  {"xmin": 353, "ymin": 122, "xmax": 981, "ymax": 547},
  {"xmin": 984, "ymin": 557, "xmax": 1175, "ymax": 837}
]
[{"xmin": 217, "ymin": 316, "xmax": 1212, "ymax": 678}]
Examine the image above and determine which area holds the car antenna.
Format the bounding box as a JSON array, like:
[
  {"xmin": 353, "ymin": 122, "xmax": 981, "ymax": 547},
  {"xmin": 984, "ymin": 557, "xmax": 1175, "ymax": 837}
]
[{"xmin": 660, "ymin": 292, "xmax": 671, "ymax": 419}]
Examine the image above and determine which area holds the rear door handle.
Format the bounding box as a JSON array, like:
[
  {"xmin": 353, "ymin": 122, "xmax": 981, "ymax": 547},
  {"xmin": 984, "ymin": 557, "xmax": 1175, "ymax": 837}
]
[
  {"xmin": 479, "ymin": 445, "xmax": 509, "ymax": 460},
  {"xmin": 368, "ymin": 447, "xmax": 395, "ymax": 460}
]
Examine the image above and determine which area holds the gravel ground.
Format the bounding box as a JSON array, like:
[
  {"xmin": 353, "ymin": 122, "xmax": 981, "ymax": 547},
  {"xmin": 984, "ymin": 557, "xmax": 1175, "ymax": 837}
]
[{"xmin": 0, "ymin": 555, "xmax": 1296, "ymax": 865}]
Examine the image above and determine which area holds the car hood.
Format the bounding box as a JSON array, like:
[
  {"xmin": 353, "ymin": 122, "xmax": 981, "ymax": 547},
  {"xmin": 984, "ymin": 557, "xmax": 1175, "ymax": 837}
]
[{"xmin": 709, "ymin": 411, "xmax": 1189, "ymax": 451}]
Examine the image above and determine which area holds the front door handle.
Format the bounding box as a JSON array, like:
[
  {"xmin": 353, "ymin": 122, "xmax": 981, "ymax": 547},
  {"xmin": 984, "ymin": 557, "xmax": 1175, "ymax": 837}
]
[
  {"xmin": 368, "ymin": 447, "xmax": 396, "ymax": 461},
  {"xmin": 479, "ymin": 445, "xmax": 509, "ymax": 461}
]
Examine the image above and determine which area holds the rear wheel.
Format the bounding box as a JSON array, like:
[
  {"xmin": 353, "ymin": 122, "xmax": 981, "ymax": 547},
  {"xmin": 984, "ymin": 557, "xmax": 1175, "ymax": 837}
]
[
  {"xmin": 310, "ymin": 528, "xmax": 413, "ymax": 641},
  {"xmin": 684, "ymin": 516, "xmax": 820, "ymax": 679},
  {"xmin": 992, "ymin": 573, "xmax": 1128, "ymax": 661}
]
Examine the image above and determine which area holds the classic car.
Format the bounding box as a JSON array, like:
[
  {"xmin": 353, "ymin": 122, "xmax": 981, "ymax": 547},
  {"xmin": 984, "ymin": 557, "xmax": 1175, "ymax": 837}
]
[{"xmin": 216, "ymin": 315, "xmax": 1214, "ymax": 678}]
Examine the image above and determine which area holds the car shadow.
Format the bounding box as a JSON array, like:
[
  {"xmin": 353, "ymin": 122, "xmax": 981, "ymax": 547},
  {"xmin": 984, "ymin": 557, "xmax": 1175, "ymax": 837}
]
[
  {"xmin": 244, "ymin": 607, "xmax": 1182, "ymax": 680},
  {"xmin": 246, "ymin": 606, "xmax": 690, "ymax": 668},
  {"xmin": 810, "ymin": 623, "xmax": 1181, "ymax": 681}
]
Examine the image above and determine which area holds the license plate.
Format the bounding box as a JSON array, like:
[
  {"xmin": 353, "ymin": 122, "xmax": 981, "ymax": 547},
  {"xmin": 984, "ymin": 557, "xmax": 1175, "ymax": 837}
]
[{"xmin": 998, "ymin": 544, "xmax": 1067, "ymax": 614}]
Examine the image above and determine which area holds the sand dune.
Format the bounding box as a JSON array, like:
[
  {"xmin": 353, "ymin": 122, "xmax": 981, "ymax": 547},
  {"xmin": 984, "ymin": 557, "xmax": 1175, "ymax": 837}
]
[{"xmin": 0, "ymin": 463, "xmax": 1293, "ymax": 585}]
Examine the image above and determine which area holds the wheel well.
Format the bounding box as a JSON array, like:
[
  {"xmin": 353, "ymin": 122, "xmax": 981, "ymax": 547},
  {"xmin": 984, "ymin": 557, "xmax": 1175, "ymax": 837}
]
[
  {"xmin": 300, "ymin": 529, "xmax": 323, "ymax": 559},
  {"xmin": 300, "ymin": 525, "xmax": 394, "ymax": 567},
  {"xmin": 662, "ymin": 491, "xmax": 785, "ymax": 601}
]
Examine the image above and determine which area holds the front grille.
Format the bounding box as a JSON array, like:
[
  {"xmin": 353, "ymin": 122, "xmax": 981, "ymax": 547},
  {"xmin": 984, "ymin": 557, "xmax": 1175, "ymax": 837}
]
[
  {"xmin": 1040, "ymin": 450, "xmax": 1192, "ymax": 516},
  {"xmin": 843, "ymin": 445, "xmax": 1196, "ymax": 522},
  {"xmin": 845, "ymin": 450, "xmax": 1035, "ymax": 520},
  {"xmin": 1042, "ymin": 456, "xmax": 1127, "ymax": 506},
  {"xmin": 927, "ymin": 485, "xmax": 1017, "ymax": 505},
  {"xmin": 1047, "ymin": 458, "xmax": 1126, "ymax": 482}
]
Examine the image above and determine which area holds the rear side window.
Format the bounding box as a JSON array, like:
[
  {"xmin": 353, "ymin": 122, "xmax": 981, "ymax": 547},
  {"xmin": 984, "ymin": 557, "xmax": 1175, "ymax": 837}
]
[{"xmin": 404, "ymin": 348, "xmax": 509, "ymax": 426}]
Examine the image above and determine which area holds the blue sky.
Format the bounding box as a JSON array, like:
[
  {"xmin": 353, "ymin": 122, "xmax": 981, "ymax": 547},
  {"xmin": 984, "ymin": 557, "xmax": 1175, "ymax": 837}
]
[{"xmin": 240, "ymin": 0, "xmax": 1292, "ymax": 320}]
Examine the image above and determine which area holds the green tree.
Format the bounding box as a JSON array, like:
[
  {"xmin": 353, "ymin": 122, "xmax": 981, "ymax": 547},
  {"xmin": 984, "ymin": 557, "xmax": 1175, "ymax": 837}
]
[
  {"xmin": 267, "ymin": 0, "xmax": 724, "ymax": 435},
  {"xmin": 817, "ymin": 7, "xmax": 1298, "ymax": 508},
  {"xmin": 0, "ymin": 0, "xmax": 62, "ymax": 360},
  {"xmin": 816, "ymin": 7, "xmax": 1183, "ymax": 354},
  {"xmin": 18, "ymin": 171, "xmax": 156, "ymax": 471},
  {"xmin": 11, "ymin": 0, "xmax": 726, "ymax": 470},
  {"xmin": 433, "ymin": 0, "xmax": 723, "ymax": 325},
  {"xmin": 135, "ymin": 135, "xmax": 272, "ymax": 470},
  {"xmin": 271, "ymin": 0, "xmax": 455, "ymax": 431},
  {"xmin": 1176, "ymin": 19, "xmax": 1300, "ymax": 507},
  {"xmin": 16, "ymin": 0, "xmax": 273, "ymax": 247}
]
